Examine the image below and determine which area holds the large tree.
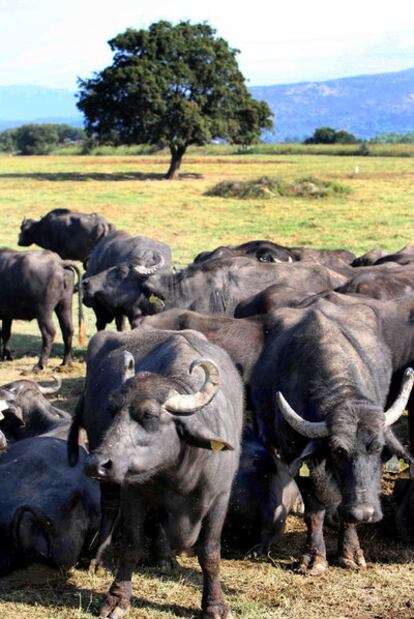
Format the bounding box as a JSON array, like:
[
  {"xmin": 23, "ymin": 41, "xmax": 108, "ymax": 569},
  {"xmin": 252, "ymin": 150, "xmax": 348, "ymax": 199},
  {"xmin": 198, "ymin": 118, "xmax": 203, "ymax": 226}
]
[{"xmin": 77, "ymin": 21, "xmax": 273, "ymax": 178}]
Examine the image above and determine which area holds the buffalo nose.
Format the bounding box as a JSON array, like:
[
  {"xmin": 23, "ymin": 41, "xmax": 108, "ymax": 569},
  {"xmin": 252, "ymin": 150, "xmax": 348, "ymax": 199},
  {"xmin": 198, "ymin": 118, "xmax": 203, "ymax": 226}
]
[
  {"xmin": 344, "ymin": 504, "xmax": 376, "ymax": 523},
  {"xmin": 85, "ymin": 454, "xmax": 113, "ymax": 479}
]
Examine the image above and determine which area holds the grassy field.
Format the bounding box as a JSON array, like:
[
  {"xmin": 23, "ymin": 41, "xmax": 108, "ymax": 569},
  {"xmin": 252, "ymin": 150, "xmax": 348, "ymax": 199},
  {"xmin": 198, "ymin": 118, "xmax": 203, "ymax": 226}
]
[{"xmin": 0, "ymin": 148, "xmax": 414, "ymax": 618}]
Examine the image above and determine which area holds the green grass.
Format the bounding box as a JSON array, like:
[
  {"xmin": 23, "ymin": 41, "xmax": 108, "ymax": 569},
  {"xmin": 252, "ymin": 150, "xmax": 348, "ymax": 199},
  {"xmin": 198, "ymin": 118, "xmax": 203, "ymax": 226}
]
[{"xmin": 0, "ymin": 149, "xmax": 414, "ymax": 618}]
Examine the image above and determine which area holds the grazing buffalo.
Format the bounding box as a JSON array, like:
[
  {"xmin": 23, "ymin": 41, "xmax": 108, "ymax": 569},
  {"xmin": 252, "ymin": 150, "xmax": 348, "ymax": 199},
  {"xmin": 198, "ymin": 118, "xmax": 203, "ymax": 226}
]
[
  {"xmin": 18, "ymin": 208, "xmax": 115, "ymax": 262},
  {"xmin": 0, "ymin": 375, "xmax": 69, "ymax": 442},
  {"xmin": 251, "ymin": 294, "xmax": 414, "ymax": 574},
  {"xmin": 0, "ymin": 419, "xmax": 100, "ymax": 575},
  {"xmin": 194, "ymin": 239, "xmax": 355, "ymax": 268},
  {"xmin": 0, "ymin": 248, "xmax": 84, "ymax": 370},
  {"xmin": 82, "ymin": 231, "xmax": 172, "ymax": 330},
  {"xmin": 224, "ymin": 426, "xmax": 304, "ymax": 555},
  {"xmin": 69, "ymin": 327, "xmax": 243, "ymax": 619}
]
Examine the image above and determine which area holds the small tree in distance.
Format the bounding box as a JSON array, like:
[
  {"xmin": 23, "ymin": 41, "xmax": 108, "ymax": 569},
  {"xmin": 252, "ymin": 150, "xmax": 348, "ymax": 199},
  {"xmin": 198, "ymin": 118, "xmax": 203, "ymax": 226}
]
[
  {"xmin": 304, "ymin": 126, "xmax": 357, "ymax": 145},
  {"xmin": 77, "ymin": 21, "xmax": 274, "ymax": 179}
]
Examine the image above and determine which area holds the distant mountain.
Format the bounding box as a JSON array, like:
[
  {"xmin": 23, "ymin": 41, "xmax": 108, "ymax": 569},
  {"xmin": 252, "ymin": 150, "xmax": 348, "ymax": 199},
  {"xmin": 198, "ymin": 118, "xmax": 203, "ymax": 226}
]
[
  {"xmin": 250, "ymin": 67, "xmax": 414, "ymax": 141},
  {"xmin": 1, "ymin": 68, "xmax": 414, "ymax": 140}
]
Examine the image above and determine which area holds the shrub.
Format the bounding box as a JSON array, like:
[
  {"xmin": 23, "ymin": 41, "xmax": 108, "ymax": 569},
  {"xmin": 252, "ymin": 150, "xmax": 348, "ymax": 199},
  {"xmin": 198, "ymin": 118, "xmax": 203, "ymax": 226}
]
[{"xmin": 206, "ymin": 176, "xmax": 351, "ymax": 199}]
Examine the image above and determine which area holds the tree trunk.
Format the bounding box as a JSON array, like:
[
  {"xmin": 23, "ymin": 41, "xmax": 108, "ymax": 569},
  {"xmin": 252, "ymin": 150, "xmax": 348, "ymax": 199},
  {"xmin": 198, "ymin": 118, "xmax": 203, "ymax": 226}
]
[{"xmin": 166, "ymin": 146, "xmax": 186, "ymax": 180}]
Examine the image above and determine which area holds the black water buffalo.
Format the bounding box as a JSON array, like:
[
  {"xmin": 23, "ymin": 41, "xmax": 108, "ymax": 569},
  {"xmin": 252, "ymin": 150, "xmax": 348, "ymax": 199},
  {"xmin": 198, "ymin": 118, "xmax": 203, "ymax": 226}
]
[
  {"xmin": 336, "ymin": 264, "xmax": 414, "ymax": 300},
  {"xmin": 18, "ymin": 208, "xmax": 115, "ymax": 262},
  {"xmin": 374, "ymin": 244, "xmax": 414, "ymax": 266},
  {"xmin": 351, "ymin": 247, "xmax": 388, "ymax": 267},
  {"xmin": 69, "ymin": 327, "xmax": 243, "ymax": 619},
  {"xmin": 0, "ymin": 248, "xmax": 84, "ymax": 369},
  {"xmin": 234, "ymin": 261, "xmax": 347, "ymax": 317},
  {"xmin": 251, "ymin": 294, "xmax": 414, "ymax": 574},
  {"xmin": 0, "ymin": 417, "xmax": 100, "ymax": 575},
  {"xmin": 0, "ymin": 375, "xmax": 70, "ymax": 442},
  {"xmin": 89, "ymin": 256, "xmax": 348, "ymax": 323},
  {"xmin": 194, "ymin": 239, "xmax": 355, "ymax": 268},
  {"xmin": 224, "ymin": 426, "xmax": 303, "ymax": 555},
  {"xmin": 82, "ymin": 231, "xmax": 172, "ymax": 330},
  {"xmin": 137, "ymin": 308, "xmax": 268, "ymax": 384}
]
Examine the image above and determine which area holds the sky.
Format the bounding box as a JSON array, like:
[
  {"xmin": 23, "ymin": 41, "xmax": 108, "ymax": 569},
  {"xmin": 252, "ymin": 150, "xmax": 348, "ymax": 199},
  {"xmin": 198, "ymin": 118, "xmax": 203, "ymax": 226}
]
[{"xmin": 1, "ymin": 0, "xmax": 414, "ymax": 90}]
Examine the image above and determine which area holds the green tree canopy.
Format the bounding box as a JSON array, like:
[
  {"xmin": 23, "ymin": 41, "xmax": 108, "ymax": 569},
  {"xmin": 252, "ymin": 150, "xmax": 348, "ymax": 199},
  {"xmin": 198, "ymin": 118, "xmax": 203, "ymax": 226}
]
[
  {"xmin": 14, "ymin": 124, "xmax": 59, "ymax": 155},
  {"xmin": 77, "ymin": 21, "xmax": 274, "ymax": 178},
  {"xmin": 304, "ymin": 126, "xmax": 357, "ymax": 145}
]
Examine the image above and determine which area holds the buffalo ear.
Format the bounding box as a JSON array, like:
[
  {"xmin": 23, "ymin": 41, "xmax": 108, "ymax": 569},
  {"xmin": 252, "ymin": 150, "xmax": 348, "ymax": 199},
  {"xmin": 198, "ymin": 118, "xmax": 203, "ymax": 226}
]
[
  {"xmin": 1, "ymin": 405, "xmax": 24, "ymax": 426},
  {"xmin": 176, "ymin": 417, "xmax": 234, "ymax": 451},
  {"xmin": 288, "ymin": 440, "xmax": 322, "ymax": 476}
]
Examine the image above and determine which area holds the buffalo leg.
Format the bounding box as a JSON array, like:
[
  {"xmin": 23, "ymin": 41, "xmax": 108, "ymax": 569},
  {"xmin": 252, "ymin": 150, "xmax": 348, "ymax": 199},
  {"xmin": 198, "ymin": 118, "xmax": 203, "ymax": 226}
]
[
  {"xmin": 36, "ymin": 314, "xmax": 56, "ymax": 370},
  {"xmin": 55, "ymin": 300, "xmax": 74, "ymax": 366},
  {"xmin": 115, "ymin": 315, "xmax": 127, "ymax": 332},
  {"xmin": 1, "ymin": 319, "xmax": 13, "ymax": 361},
  {"xmin": 100, "ymin": 495, "xmax": 146, "ymax": 619},
  {"xmin": 337, "ymin": 522, "xmax": 366, "ymax": 569},
  {"xmin": 90, "ymin": 483, "xmax": 120, "ymax": 572},
  {"xmin": 197, "ymin": 492, "xmax": 230, "ymax": 619},
  {"xmin": 298, "ymin": 507, "xmax": 328, "ymax": 575},
  {"xmin": 149, "ymin": 518, "xmax": 176, "ymax": 572}
]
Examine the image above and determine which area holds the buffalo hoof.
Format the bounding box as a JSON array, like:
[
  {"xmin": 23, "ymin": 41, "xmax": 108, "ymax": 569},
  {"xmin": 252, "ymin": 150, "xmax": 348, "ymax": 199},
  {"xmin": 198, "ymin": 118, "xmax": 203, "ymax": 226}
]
[
  {"xmin": 88, "ymin": 558, "xmax": 107, "ymax": 576},
  {"xmin": 298, "ymin": 552, "xmax": 328, "ymax": 576},
  {"xmin": 338, "ymin": 549, "xmax": 366, "ymax": 569},
  {"xmin": 246, "ymin": 544, "xmax": 267, "ymax": 559},
  {"xmin": 99, "ymin": 595, "xmax": 130, "ymax": 619},
  {"xmin": 201, "ymin": 605, "xmax": 232, "ymax": 619},
  {"xmin": 1, "ymin": 351, "xmax": 13, "ymax": 361}
]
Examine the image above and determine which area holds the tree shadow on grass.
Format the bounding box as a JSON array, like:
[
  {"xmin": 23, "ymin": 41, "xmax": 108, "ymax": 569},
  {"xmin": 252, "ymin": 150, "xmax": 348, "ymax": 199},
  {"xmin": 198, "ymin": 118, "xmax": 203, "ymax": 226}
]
[{"xmin": 0, "ymin": 171, "xmax": 203, "ymax": 182}]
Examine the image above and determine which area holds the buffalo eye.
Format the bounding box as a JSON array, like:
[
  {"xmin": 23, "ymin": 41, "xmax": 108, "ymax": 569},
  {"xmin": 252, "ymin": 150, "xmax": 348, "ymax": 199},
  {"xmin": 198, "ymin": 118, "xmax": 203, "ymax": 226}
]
[{"xmin": 366, "ymin": 439, "xmax": 382, "ymax": 455}]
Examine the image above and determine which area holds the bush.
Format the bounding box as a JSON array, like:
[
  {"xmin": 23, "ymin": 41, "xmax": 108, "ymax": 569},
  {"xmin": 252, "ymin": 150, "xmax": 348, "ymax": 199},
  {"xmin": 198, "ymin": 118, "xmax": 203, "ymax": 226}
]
[
  {"xmin": 14, "ymin": 124, "xmax": 59, "ymax": 155},
  {"xmin": 206, "ymin": 176, "xmax": 351, "ymax": 199}
]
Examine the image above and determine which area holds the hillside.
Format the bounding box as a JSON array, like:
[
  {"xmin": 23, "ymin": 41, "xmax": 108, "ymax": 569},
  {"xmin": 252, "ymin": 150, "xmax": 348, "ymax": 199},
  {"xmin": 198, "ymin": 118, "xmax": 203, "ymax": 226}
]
[{"xmin": 1, "ymin": 67, "xmax": 414, "ymax": 140}]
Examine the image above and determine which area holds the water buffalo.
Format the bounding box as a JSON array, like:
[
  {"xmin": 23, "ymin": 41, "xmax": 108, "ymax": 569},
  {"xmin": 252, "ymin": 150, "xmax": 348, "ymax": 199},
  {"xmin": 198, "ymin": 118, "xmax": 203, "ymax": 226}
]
[
  {"xmin": 0, "ymin": 248, "xmax": 84, "ymax": 370},
  {"xmin": 251, "ymin": 295, "xmax": 414, "ymax": 574},
  {"xmin": 224, "ymin": 426, "xmax": 304, "ymax": 555},
  {"xmin": 0, "ymin": 418, "xmax": 100, "ymax": 575},
  {"xmin": 374, "ymin": 244, "xmax": 414, "ymax": 266},
  {"xmin": 336, "ymin": 264, "xmax": 414, "ymax": 300},
  {"xmin": 351, "ymin": 247, "xmax": 388, "ymax": 267},
  {"xmin": 18, "ymin": 208, "xmax": 115, "ymax": 262},
  {"xmin": 69, "ymin": 327, "xmax": 243, "ymax": 619},
  {"xmin": 0, "ymin": 375, "xmax": 69, "ymax": 442},
  {"xmin": 194, "ymin": 239, "xmax": 355, "ymax": 268},
  {"xmin": 82, "ymin": 230, "xmax": 172, "ymax": 331}
]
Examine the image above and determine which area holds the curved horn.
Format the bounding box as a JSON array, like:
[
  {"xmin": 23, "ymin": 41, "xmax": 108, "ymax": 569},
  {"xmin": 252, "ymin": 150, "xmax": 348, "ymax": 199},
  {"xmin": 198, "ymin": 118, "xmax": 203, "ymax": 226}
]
[
  {"xmin": 122, "ymin": 350, "xmax": 135, "ymax": 382},
  {"xmin": 164, "ymin": 359, "xmax": 220, "ymax": 415},
  {"xmin": 287, "ymin": 256, "xmax": 293, "ymax": 263},
  {"xmin": 276, "ymin": 391, "xmax": 329, "ymax": 439},
  {"xmin": 37, "ymin": 375, "xmax": 62, "ymax": 395},
  {"xmin": 384, "ymin": 367, "xmax": 414, "ymax": 427},
  {"xmin": 22, "ymin": 216, "xmax": 27, "ymax": 225},
  {"xmin": 133, "ymin": 255, "xmax": 165, "ymax": 277}
]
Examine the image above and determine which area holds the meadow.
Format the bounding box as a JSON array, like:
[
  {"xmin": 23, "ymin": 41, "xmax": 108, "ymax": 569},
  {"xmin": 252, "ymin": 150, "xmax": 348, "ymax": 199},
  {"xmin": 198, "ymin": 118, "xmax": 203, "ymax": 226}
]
[{"xmin": 0, "ymin": 147, "xmax": 413, "ymax": 618}]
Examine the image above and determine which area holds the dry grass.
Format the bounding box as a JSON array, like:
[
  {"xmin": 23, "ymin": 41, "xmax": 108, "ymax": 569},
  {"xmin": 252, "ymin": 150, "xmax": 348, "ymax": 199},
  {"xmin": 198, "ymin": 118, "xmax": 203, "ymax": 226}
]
[{"xmin": 0, "ymin": 150, "xmax": 414, "ymax": 617}]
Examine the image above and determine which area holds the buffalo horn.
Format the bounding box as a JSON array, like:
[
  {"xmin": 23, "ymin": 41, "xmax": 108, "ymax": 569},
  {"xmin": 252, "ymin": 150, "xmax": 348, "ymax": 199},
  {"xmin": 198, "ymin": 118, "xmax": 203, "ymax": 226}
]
[
  {"xmin": 384, "ymin": 367, "xmax": 414, "ymax": 427},
  {"xmin": 37, "ymin": 375, "xmax": 62, "ymax": 395},
  {"xmin": 133, "ymin": 255, "xmax": 165, "ymax": 276},
  {"xmin": 276, "ymin": 391, "xmax": 330, "ymax": 438},
  {"xmin": 164, "ymin": 359, "xmax": 220, "ymax": 415},
  {"xmin": 122, "ymin": 351, "xmax": 135, "ymax": 382},
  {"xmin": 287, "ymin": 256, "xmax": 293, "ymax": 263}
]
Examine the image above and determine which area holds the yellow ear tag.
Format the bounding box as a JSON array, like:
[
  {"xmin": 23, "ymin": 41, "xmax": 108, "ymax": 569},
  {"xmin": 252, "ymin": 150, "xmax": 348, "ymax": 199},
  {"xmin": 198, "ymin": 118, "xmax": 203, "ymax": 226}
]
[
  {"xmin": 149, "ymin": 294, "xmax": 158, "ymax": 304},
  {"xmin": 210, "ymin": 440, "xmax": 225, "ymax": 451}
]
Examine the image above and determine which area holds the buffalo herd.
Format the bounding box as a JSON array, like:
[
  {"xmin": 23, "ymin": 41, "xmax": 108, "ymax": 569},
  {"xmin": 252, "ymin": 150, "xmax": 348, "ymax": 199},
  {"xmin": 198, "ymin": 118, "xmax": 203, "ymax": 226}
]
[{"xmin": 0, "ymin": 207, "xmax": 413, "ymax": 617}]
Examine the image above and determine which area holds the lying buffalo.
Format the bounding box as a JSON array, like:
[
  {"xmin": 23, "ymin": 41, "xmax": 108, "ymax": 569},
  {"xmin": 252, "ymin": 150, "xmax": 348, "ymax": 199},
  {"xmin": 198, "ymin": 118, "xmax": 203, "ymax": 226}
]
[
  {"xmin": 0, "ymin": 375, "xmax": 69, "ymax": 442},
  {"xmin": 251, "ymin": 294, "xmax": 414, "ymax": 574},
  {"xmin": 18, "ymin": 208, "xmax": 115, "ymax": 262},
  {"xmin": 83, "ymin": 231, "xmax": 172, "ymax": 330},
  {"xmin": 194, "ymin": 239, "xmax": 355, "ymax": 268},
  {"xmin": 0, "ymin": 411, "xmax": 100, "ymax": 575},
  {"xmin": 69, "ymin": 327, "xmax": 243, "ymax": 619},
  {"xmin": 336, "ymin": 264, "xmax": 414, "ymax": 300},
  {"xmin": 224, "ymin": 427, "xmax": 303, "ymax": 555},
  {"xmin": 0, "ymin": 248, "xmax": 84, "ymax": 369}
]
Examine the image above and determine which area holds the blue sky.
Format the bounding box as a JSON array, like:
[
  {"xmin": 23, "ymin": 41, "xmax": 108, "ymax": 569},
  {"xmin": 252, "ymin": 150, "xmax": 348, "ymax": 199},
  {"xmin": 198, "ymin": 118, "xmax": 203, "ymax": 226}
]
[{"xmin": 1, "ymin": 0, "xmax": 414, "ymax": 89}]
